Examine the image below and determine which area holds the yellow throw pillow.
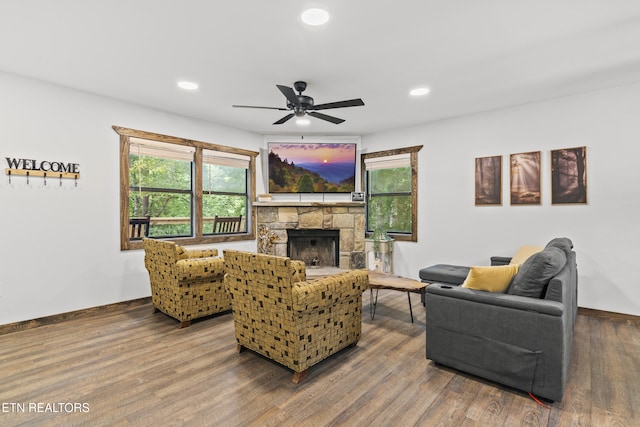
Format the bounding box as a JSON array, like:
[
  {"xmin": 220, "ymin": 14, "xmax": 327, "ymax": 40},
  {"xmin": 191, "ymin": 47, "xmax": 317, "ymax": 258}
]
[
  {"xmin": 509, "ymin": 245, "xmax": 544, "ymax": 265},
  {"xmin": 461, "ymin": 265, "xmax": 519, "ymax": 292}
]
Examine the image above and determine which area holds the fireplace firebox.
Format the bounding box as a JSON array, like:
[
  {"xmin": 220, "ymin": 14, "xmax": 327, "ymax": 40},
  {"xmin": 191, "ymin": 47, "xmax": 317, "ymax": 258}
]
[{"xmin": 287, "ymin": 229, "xmax": 340, "ymax": 268}]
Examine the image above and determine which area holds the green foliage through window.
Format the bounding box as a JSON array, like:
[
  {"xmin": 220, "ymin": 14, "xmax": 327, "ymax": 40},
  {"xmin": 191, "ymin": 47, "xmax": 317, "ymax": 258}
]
[
  {"xmin": 366, "ymin": 166, "xmax": 412, "ymax": 233},
  {"xmin": 203, "ymin": 163, "xmax": 247, "ymax": 234},
  {"xmin": 129, "ymin": 154, "xmax": 193, "ymax": 238}
]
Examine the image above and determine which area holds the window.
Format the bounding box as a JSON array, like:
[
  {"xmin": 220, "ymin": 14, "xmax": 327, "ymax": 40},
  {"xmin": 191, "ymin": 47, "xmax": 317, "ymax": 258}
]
[
  {"xmin": 202, "ymin": 150, "xmax": 248, "ymax": 235},
  {"xmin": 362, "ymin": 145, "xmax": 422, "ymax": 242},
  {"xmin": 115, "ymin": 126, "xmax": 258, "ymax": 250}
]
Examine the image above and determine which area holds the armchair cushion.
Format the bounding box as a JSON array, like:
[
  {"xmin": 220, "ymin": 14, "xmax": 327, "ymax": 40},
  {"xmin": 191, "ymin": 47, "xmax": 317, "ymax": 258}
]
[
  {"xmin": 461, "ymin": 264, "xmax": 519, "ymax": 292},
  {"xmin": 508, "ymin": 246, "xmax": 566, "ymax": 298}
]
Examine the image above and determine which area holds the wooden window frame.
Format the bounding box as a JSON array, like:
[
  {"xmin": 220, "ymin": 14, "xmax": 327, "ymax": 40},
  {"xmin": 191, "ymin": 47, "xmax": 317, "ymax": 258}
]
[
  {"xmin": 114, "ymin": 126, "xmax": 258, "ymax": 250},
  {"xmin": 361, "ymin": 145, "xmax": 422, "ymax": 242}
]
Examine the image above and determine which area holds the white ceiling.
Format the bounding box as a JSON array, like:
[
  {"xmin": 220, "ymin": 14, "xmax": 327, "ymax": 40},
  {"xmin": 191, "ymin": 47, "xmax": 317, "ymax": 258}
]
[{"xmin": 2, "ymin": 1, "xmax": 640, "ymax": 136}]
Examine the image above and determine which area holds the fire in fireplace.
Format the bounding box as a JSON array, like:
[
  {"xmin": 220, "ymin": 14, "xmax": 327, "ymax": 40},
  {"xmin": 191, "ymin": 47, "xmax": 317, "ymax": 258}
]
[{"xmin": 287, "ymin": 229, "xmax": 340, "ymax": 268}]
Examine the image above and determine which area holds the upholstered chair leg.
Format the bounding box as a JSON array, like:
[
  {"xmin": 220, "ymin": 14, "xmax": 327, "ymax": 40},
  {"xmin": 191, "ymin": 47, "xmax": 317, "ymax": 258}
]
[
  {"xmin": 178, "ymin": 320, "xmax": 191, "ymax": 328},
  {"xmin": 236, "ymin": 344, "xmax": 245, "ymax": 353},
  {"xmin": 292, "ymin": 369, "xmax": 308, "ymax": 384}
]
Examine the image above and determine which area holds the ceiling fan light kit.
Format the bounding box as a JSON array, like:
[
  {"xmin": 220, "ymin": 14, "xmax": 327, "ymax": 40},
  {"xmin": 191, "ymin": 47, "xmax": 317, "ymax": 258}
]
[
  {"xmin": 177, "ymin": 81, "xmax": 199, "ymax": 90},
  {"xmin": 410, "ymin": 87, "xmax": 430, "ymax": 96},
  {"xmin": 233, "ymin": 81, "xmax": 364, "ymax": 125},
  {"xmin": 301, "ymin": 8, "xmax": 330, "ymax": 26}
]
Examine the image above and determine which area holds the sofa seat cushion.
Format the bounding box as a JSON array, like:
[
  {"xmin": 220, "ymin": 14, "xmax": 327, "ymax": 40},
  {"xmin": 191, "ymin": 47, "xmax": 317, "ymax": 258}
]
[
  {"xmin": 508, "ymin": 247, "xmax": 566, "ymax": 298},
  {"xmin": 419, "ymin": 264, "xmax": 470, "ymax": 285}
]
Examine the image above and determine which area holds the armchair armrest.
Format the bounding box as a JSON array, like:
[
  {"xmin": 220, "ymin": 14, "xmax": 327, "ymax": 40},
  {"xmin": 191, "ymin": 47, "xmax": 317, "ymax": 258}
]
[
  {"xmin": 426, "ymin": 283, "xmax": 563, "ymax": 316},
  {"xmin": 292, "ymin": 270, "xmax": 368, "ymax": 312},
  {"xmin": 176, "ymin": 257, "xmax": 225, "ymax": 280},
  {"xmin": 291, "ymin": 260, "xmax": 306, "ymax": 283},
  {"xmin": 176, "ymin": 245, "xmax": 218, "ymax": 260}
]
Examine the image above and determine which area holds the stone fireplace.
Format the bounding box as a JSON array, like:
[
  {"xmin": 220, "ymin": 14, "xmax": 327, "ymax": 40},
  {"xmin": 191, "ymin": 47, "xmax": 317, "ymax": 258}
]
[{"xmin": 255, "ymin": 201, "xmax": 366, "ymax": 269}]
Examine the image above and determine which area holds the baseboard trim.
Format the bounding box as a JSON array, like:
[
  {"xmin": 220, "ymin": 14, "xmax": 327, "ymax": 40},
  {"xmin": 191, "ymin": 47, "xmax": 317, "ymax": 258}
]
[
  {"xmin": 0, "ymin": 297, "xmax": 152, "ymax": 336},
  {"xmin": 1, "ymin": 300, "xmax": 637, "ymax": 335},
  {"xmin": 578, "ymin": 307, "xmax": 640, "ymax": 326}
]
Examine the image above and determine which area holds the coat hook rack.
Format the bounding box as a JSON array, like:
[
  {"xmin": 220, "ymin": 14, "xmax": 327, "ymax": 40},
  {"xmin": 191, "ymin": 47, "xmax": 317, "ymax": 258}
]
[{"xmin": 5, "ymin": 168, "xmax": 81, "ymax": 186}]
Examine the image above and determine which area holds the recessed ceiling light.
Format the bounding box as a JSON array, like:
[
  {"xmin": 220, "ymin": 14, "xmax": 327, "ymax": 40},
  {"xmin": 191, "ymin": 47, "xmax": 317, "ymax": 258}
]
[
  {"xmin": 296, "ymin": 118, "xmax": 311, "ymax": 126},
  {"xmin": 301, "ymin": 8, "xmax": 330, "ymax": 26},
  {"xmin": 177, "ymin": 81, "xmax": 199, "ymax": 90},
  {"xmin": 410, "ymin": 87, "xmax": 430, "ymax": 96}
]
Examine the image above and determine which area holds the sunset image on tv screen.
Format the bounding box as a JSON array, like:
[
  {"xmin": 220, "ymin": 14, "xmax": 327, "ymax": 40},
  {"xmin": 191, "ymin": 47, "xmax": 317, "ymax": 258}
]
[{"xmin": 268, "ymin": 143, "xmax": 356, "ymax": 193}]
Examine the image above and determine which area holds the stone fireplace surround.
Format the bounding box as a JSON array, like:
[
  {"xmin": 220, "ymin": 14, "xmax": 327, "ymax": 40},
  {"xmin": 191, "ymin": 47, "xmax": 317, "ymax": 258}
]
[{"xmin": 255, "ymin": 201, "xmax": 366, "ymax": 270}]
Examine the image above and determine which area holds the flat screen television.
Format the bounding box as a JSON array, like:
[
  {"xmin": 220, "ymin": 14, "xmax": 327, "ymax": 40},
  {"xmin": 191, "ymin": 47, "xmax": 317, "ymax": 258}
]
[{"xmin": 268, "ymin": 142, "xmax": 357, "ymax": 193}]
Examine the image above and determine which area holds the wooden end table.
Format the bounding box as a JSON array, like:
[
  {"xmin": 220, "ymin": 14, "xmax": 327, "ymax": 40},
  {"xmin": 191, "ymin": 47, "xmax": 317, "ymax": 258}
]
[{"xmin": 368, "ymin": 272, "xmax": 428, "ymax": 323}]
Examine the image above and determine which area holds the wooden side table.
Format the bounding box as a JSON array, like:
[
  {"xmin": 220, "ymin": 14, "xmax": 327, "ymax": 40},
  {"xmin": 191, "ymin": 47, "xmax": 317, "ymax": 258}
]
[{"xmin": 368, "ymin": 272, "xmax": 428, "ymax": 323}]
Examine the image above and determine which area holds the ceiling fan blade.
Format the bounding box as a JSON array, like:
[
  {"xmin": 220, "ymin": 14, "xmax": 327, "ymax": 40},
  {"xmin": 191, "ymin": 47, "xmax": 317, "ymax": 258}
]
[
  {"xmin": 311, "ymin": 98, "xmax": 365, "ymax": 110},
  {"xmin": 308, "ymin": 111, "xmax": 345, "ymax": 124},
  {"xmin": 273, "ymin": 113, "xmax": 295, "ymax": 125},
  {"xmin": 276, "ymin": 85, "xmax": 299, "ymax": 105},
  {"xmin": 232, "ymin": 105, "xmax": 289, "ymax": 111}
]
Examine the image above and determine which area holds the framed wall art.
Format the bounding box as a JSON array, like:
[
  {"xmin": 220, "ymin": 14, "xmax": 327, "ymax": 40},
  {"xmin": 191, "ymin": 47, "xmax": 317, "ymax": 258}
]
[
  {"xmin": 475, "ymin": 155, "xmax": 502, "ymax": 205},
  {"xmin": 551, "ymin": 146, "xmax": 587, "ymax": 204},
  {"xmin": 510, "ymin": 151, "xmax": 541, "ymax": 205}
]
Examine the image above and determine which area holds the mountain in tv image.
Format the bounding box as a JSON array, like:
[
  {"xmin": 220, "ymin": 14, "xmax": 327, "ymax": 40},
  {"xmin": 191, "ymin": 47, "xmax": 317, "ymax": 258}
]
[
  {"xmin": 268, "ymin": 152, "xmax": 355, "ymax": 193},
  {"xmin": 296, "ymin": 161, "xmax": 355, "ymax": 185}
]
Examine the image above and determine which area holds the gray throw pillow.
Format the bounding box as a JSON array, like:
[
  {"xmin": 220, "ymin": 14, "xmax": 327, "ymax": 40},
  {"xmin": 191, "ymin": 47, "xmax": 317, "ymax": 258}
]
[{"xmin": 508, "ymin": 247, "xmax": 567, "ymax": 298}]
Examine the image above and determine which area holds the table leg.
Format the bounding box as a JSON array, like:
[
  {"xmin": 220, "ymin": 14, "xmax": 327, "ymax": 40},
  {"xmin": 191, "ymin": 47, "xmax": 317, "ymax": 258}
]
[
  {"xmin": 407, "ymin": 292, "xmax": 414, "ymax": 323},
  {"xmin": 370, "ymin": 288, "xmax": 379, "ymax": 320}
]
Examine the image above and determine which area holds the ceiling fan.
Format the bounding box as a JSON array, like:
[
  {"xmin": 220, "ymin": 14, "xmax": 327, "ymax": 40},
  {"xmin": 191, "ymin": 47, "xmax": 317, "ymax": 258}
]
[{"xmin": 232, "ymin": 81, "xmax": 365, "ymax": 125}]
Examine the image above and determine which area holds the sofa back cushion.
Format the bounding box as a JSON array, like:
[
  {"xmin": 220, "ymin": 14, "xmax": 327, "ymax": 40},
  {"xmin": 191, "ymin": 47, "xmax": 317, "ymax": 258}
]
[
  {"xmin": 507, "ymin": 246, "xmax": 566, "ymax": 298},
  {"xmin": 545, "ymin": 237, "xmax": 573, "ymax": 258}
]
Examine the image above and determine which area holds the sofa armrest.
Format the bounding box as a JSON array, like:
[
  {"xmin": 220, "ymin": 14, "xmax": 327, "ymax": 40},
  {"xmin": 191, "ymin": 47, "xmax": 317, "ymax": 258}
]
[
  {"xmin": 292, "ymin": 270, "xmax": 368, "ymax": 312},
  {"xmin": 490, "ymin": 256, "xmax": 512, "ymax": 266},
  {"xmin": 176, "ymin": 257, "xmax": 225, "ymax": 280},
  {"xmin": 426, "ymin": 283, "xmax": 564, "ymax": 316}
]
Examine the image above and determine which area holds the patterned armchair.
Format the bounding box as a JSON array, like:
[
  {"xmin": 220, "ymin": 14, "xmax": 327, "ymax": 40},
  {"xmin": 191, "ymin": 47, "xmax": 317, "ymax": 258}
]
[
  {"xmin": 223, "ymin": 250, "xmax": 368, "ymax": 383},
  {"xmin": 143, "ymin": 238, "xmax": 230, "ymax": 328}
]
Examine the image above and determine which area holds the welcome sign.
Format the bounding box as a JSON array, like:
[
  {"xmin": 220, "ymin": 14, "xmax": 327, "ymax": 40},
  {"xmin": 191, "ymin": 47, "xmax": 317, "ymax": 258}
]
[{"xmin": 6, "ymin": 157, "xmax": 80, "ymax": 174}]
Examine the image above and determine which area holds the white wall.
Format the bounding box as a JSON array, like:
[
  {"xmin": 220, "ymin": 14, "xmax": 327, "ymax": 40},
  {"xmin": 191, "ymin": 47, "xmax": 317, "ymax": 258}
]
[
  {"xmin": 363, "ymin": 83, "xmax": 640, "ymax": 316},
  {"xmin": 0, "ymin": 72, "xmax": 263, "ymax": 325},
  {"xmin": 1, "ymin": 71, "xmax": 638, "ymax": 324}
]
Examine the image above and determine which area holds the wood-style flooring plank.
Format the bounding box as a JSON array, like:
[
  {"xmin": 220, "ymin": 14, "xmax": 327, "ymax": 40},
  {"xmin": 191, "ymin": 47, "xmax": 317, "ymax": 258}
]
[{"xmin": 0, "ymin": 290, "xmax": 638, "ymax": 426}]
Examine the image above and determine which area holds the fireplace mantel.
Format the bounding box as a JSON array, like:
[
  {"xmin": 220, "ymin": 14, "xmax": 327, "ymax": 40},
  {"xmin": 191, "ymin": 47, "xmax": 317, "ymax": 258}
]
[{"xmin": 254, "ymin": 201, "xmax": 365, "ymax": 208}]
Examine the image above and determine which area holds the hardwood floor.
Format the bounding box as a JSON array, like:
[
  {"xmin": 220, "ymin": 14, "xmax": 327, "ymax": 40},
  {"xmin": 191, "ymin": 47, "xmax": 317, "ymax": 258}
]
[{"xmin": 1, "ymin": 291, "xmax": 638, "ymax": 427}]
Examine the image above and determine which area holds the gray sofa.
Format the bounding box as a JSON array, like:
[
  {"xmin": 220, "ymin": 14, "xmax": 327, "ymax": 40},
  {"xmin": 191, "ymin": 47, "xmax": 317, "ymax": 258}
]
[{"xmin": 424, "ymin": 238, "xmax": 577, "ymax": 401}]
